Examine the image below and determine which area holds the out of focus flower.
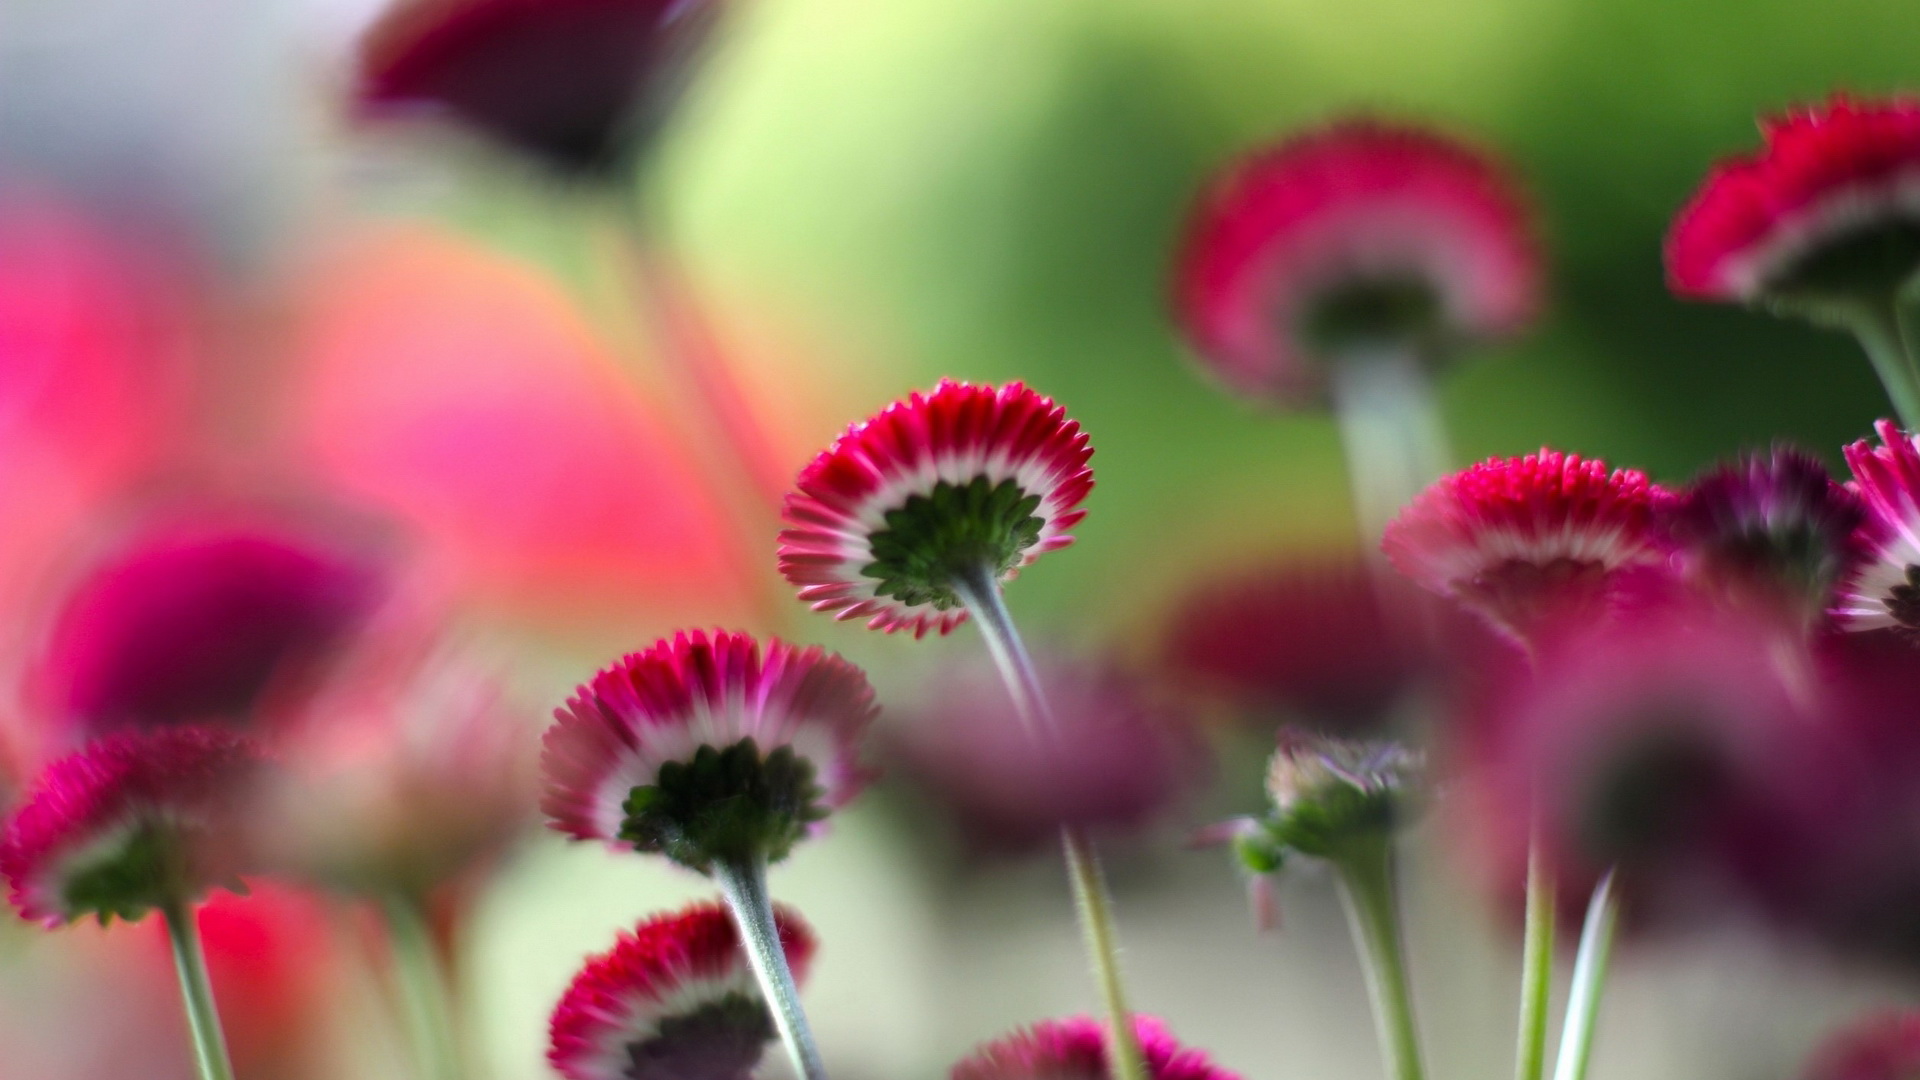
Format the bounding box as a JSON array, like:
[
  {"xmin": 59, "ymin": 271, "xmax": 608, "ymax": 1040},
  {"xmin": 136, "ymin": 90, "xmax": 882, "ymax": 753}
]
[
  {"xmin": 1383, "ymin": 449, "xmax": 1674, "ymax": 643},
  {"xmin": 255, "ymin": 652, "xmax": 536, "ymax": 896},
  {"xmin": 1160, "ymin": 556, "xmax": 1428, "ymax": 731},
  {"xmin": 1800, "ymin": 1010, "xmax": 1920, "ymax": 1080},
  {"xmin": 951, "ymin": 1016, "xmax": 1242, "ymax": 1080},
  {"xmin": 1231, "ymin": 731, "xmax": 1423, "ymax": 874},
  {"xmin": 1667, "ymin": 95, "xmax": 1920, "ymax": 304},
  {"xmin": 357, "ymin": 0, "xmax": 719, "ymax": 173},
  {"xmin": 888, "ymin": 655, "xmax": 1208, "ymax": 854},
  {"xmin": 193, "ymin": 883, "xmax": 343, "ymax": 1080},
  {"xmin": 1668, "ymin": 446, "xmax": 1874, "ymax": 630},
  {"xmin": 542, "ymin": 629, "xmax": 876, "ymax": 871},
  {"xmin": 778, "ymin": 380, "xmax": 1094, "ymax": 637},
  {"xmin": 1839, "ymin": 421, "xmax": 1920, "ymax": 633},
  {"xmin": 1172, "ymin": 119, "xmax": 1540, "ymax": 407},
  {"xmin": 548, "ymin": 900, "xmax": 814, "ymax": 1080},
  {"xmin": 0, "ymin": 727, "xmax": 268, "ymax": 926},
  {"xmin": 30, "ymin": 513, "xmax": 386, "ymax": 741}
]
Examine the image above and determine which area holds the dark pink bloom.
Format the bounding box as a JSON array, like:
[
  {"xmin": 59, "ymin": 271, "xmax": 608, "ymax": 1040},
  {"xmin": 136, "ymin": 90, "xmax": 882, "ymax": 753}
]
[
  {"xmin": 1839, "ymin": 420, "xmax": 1920, "ymax": 632},
  {"xmin": 1173, "ymin": 119, "xmax": 1541, "ymax": 405},
  {"xmin": 32, "ymin": 514, "xmax": 385, "ymax": 739},
  {"xmin": 888, "ymin": 656, "xmax": 1208, "ymax": 854},
  {"xmin": 1161, "ymin": 556, "xmax": 1431, "ymax": 730},
  {"xmin": 0, "ymin": 727, "xmax": 269, "ymax": 926},
  {"xmin": 779, "ymin": 380, "xmax": 1094, "ymax": 637},
  {"xmin": 1802, "ymin": 1011, "xmax": 1920, "ymax": 1080},
  {"xmin": 1383, "ymin": 449, "xmax": 1675, "ymax": 642},
  {"xmin": 358, "ymin": 0, "xmax": 714, "ymax": 172},
  {"xmin": 549, "ymin": 901, "xmax": 814, "ymax": 1080},
  {"xmin": 1668, "ymin": 95, "xmax": 1920, "ymax": 302},
  {"xmin": 1668, "ymin": 446, "xmax": 1875, "ymax": 629},
  {"xmin": 951, "ymin": 1016, "xmax": 1243, "ymax": 1080},
  {"xmin": 542, "ymin": 630, "xmax": 876, "ymax": 868}
]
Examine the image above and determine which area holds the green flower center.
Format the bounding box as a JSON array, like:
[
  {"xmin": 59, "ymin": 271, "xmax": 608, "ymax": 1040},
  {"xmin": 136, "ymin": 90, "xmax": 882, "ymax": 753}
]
[
  {"xmin": 1767, "ymin": 220, "xmax": 1920, "ymax": 304},
  {"xmin": 1299, "ymin": 276, "xmax": 1447, "ymax": 360},
  {"xmin": 620, "ymin": 738, "xmax": 829, "ymax": 872},
  {"xmin": 60, "ymin": 818, "xmax": 193, "ymax": 924},
  {"xmin": 862, "ymin": 476, "xmax": 1045, "ymax": 610}
]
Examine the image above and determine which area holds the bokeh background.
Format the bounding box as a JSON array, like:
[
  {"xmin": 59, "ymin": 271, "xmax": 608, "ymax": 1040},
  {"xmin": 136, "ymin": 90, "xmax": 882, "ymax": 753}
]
[{"xmin": 4, "ymin": 0, "xmax": 1920, "ymax": 1076}]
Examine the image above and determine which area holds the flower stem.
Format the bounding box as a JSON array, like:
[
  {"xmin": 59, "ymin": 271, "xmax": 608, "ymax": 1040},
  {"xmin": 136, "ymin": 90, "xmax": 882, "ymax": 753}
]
[
  {"xmin": 949, "ymin": 562, "xmax": 1150, "ymax": 1080},
  {"xmin": 162, "ymin": 898, "xmax": 236, "ymax": 1080},
  {"xmin": 712, "ymin": 853, "xmax": 830, "ymax": 1080},
  {"xmin": 1327, "ymin": 348, "xmax": 1452, "ymax": 552},
  {"xmin": 1514, "ymin": 838, "xmax": 1556, "ymax": 1080},
  {"xmin": 1842, "ymin": 297, "xmax": 1920, "ymax": 429},
  {"xmin": 1331, "ymin": 836, "xmax": 1427, "ymax": 1080},
  {"xmin": 1551, "ymin": 870, "xmax": 1620, "ymax": 1080},
  {"xmin": 381, "ymin": 893, "xmax": 463, "ymax": 1080}
]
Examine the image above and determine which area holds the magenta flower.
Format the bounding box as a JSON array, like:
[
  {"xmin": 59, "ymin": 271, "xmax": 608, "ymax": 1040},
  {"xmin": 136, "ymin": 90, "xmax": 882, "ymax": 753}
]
[
  {"xmin": 550, "ymin": 900, "xmax": 815, "ymax": 1080},
  {"xmin": 887, "ymin": 655, "xmax": 1208, "ymax": 854},
  {"xmin": 1173, "ymin": 119, "xmax": 1541, "ymax": 406},
  {"xmin": 1667, "ymin": 95, "xmax": 1920, "ymax": 303},
  {"xmin": 33, "ymin": 515, "xmax": 384, "ymax": 739},
  {"xmin": 951, "ymin": 1016, "xmax": 1242, "ymax": 1080},
  {"xmin": 0, "ymin": 727, "xmax": 269, "ymax": 926},
  {"xmin": 778, "ymin": 380, "xmax": 1094, "ymax": 637},
  {"xmin": 1668, "ymin": 446, "xmax": 1875, "ymax": 629},
  {"xmin": 1161, "ymin": 555, "xmax": 1433, "ymax": 730},
  {"xmin": 1801, "ymin": 1011, "xmax": 1920, "ymax": 1080},
  {"xmin": 358, "ymin": 0, "xmax": 715, "ymax": 172},
  {"xmin": 1383, "ymin": 449, "xmax": 1675, "ymax": 642},
  {"xmin": 541, "ymin": 629, "xmax": 876, "ymax": 870},
  {"xmin": 1838, "ymin": 420, "xmax": 1920, "ymax": 632}
]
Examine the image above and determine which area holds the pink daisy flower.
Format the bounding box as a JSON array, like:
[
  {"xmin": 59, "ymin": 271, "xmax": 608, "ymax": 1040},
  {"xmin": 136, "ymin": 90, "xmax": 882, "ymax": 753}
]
[
  {"xmin": 778, "ymin": 380, "xmax": 1094, "ymax": 637},
  {"xmin": 951, "ymin": 1016, "xmax": 1243, "ymax": 1080},
  {"xmin": 1668, "ymin": 95, "xmax": 1920, "ymax": 303},
  {"xmin": 0, "ymin": 727, "xmax": 269, "ymax": 926},
  {"xmin": 1802, "ymin": 1011, "xmax": 1920, "ymax": 1080},
  {"xmin": 1838, "ymin": 420, "xmax": 1920, "ymax": 632},
  {"xmin": 549, "ymin": 901, "xmax": 815, "ymax": 1080},
  {"xmin": 1382, "ymin": 449, "xmax": 1675, "ymax": 641},
  {"xmin": 1173, "ymin": 119, "xmax": 1541, "ymax": 406},
  {"xmin": 541, "ymin": 629, "xmax": 876, "ymax": 870},
  {"xmin": 358, "ymin": 0, "xmax": 715, "ymax": 172}
]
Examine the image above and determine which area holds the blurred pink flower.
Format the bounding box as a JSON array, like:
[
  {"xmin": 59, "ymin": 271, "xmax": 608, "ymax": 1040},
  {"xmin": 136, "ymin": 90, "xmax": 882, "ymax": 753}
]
[
  {"xmin": 888, "ymin": 655, "xmax": 1209, "ymax": 854},
  {"xmin": 190, "ymin": 883, "xmax": 344, "ymax": 1080},
  {"xmin": 951, "ymin": 1016, "xmax": 1242, "ymax": 1080},
  {"xmin": 1838, "ymin": 420, "xmax": 1920, "ymax": 633},
  {"xmin": 1802, "ymin": 1011, "xmax": 1920, "ymax": 1080}
]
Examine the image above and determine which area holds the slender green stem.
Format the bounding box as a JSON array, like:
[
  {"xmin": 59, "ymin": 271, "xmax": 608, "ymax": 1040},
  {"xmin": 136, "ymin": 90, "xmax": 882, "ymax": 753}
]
[
  {"xmin": 948, "ymin": 562, "xmax": 1149, "ymax": 1080},
  {"xmin": 1332, "ymin": 836, "xmax": 1427, "ymax": 1080},
  {"xmin": 1843, "ymin": 298, "xmax": 1920, "ymax": 429},
  {"xmin": 1514, "ymin": 838, "xmax": 1556, "ymax": 1080},
  {"xmin": 712, "ymin": 853, "xmax": 830, "ymax": 1080},
  {"xmin": 381, "ymin": 893, "xmax": 463, "ymax": 1080},
  {"xmin": 163, "ymin": 898, "xmax": 236, "ymax": 1080},
  {"xmin": 1327, "ymin": 348, "xmax": 1452, "ymax": 553},
  {"xmin": 1551, "ymin": 870, "xmax": 1620, "ymax": 1080}
]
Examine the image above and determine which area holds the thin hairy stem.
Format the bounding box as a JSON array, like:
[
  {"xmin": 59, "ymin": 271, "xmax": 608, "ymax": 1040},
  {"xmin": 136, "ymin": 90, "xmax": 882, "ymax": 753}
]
[
  {"xmin": 713, "ymin": 853, "xmax": 830, "ymax": 1080},
  {"xmin": 163, "ymin": 899, "xmax": 236, "ymax": 1080},
  {"xmin": 1332, "ymin": 837, "xmax": 1428, "ymax": 1080},
  {"xmin": 1514, "ymin": 838, "xmax": 1557, "ymax": 1080},
  {"xmin": 381, "ymin": 893, "xmax": 463, "ymax": 1080}
]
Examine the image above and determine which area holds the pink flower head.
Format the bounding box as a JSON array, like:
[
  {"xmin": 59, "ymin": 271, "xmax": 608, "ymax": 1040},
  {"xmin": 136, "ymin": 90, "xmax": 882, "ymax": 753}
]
[
  {"xmin": 358, "ymin": 0, "xmax": 715, "ymax": 173},
  {"xmin": 1802, "ymin": 1011, "xmax": 1920, "ymax": 1080},
  {"xmin": 888, "ymin": 655, "xmax": 1209, "ymax": 854},
  {"xmin": 951, "ymin": 1016, "xmax": 1243, "ymax": 1080},
  {"xmin": 0, "ymin": 726, "xmax": 269, "ymax": 926},
  {"xmin": 1668, "ymin": 95, "xmax": 1920, "ymax": 303},
  {"xmin": 1383, "ymin": 449, "xmax": 1675, "ymax": 642},
  {"xmin": 1839, "ymin": 420, "xmax": 1920, "ymax": 633},
  {"xmin": 550, "ymin": 900, "xmax": 815, "ymax": 1080},
  {"xmin": 1669, "ymin": 446, "xmax": 1876, "ymax": 629},
  {"xmin": 542, "ymin": 629, "xmax": 876, "ymax": 870},
  {"xmin": 1161, "ymin": 555, "xmax": 1433, "ymax": 731},
  {"xmin": 1173, "ymin": 119, "xmax": 1541, "ymax": 405},
  {"xmin": 779, "ymin": 380, "xmax": 1094, "ymax": 637},
  {"xmin": 33, "ymin": 514, "xmax": 386, "ymax": 739}
]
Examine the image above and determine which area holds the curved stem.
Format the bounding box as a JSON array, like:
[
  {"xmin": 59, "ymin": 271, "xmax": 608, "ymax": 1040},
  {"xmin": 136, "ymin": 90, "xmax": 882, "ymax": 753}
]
[
  {"xmin": 948, "ymin": 562, "xmax": 1149, "ymax": 1080},
  {"xmin": 381, "ymin": 893, "xmax": 463, "ymax": 1080},
  {"xmin": 1514, "ymin": 838, "xmax": 1556, "ymax": 1080},
  {"xmin": 712, "ymin": 853, "xmax": 830, "ymax": 1080},
  {"xmin": 163, "ymin": 899, "xmax": 236, "ymax": 1080},
  {"xmin": 1332, "ymin": 837, "xmax": 1427, "ymax": 1080},
  {"xmin": 1843, "ymin": 299, "xmax": 1920, "ymax": 429},
  {"xmin": 1551, "ymin": 870, "xmax": 1621, "ymax": 1080}
]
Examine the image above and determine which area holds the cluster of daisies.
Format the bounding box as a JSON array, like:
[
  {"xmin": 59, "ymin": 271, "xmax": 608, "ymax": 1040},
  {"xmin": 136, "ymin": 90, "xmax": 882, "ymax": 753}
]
[{"xmin": 12, "ymin": 0, "xmax": 1920, "ymax": 1074}]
